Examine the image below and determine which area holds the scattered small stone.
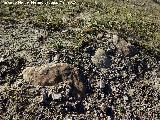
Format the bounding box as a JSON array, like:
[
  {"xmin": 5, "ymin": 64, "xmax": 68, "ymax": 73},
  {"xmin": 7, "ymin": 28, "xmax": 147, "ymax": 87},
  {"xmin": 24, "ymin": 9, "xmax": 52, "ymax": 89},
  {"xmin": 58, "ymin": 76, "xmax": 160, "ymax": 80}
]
[
  {"xmin": 53, "ymin": 54, "xmax": 60, "ymax": 63},
  {"xmin": 0, "ymin": 57, "xmax": 4, "ymax": 62},
  {"xmin": 97, "ymin": 33, "xmax": 104, "ymax": 39},
  {"xmin": 128, "ymin": 89, "xmax": 135, "ymax": 96},
  {"xmin": 52, "ymin": 93, "xmax": 62, "ymax": 100},
  {"xmin": 123, "ymin": 95, "xmax": 129, "ymax": 101},
  {"xmin": 0, "ymin": 19, "xmax": 159, "ymax": 119}
]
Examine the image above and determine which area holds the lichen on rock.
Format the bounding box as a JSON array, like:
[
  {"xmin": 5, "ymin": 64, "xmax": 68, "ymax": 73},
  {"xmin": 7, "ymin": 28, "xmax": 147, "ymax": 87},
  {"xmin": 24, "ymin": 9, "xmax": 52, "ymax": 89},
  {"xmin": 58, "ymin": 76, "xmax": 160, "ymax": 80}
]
[{"xmin": 22, "ymin": 63, "xmax": 86, "ymax": 98}]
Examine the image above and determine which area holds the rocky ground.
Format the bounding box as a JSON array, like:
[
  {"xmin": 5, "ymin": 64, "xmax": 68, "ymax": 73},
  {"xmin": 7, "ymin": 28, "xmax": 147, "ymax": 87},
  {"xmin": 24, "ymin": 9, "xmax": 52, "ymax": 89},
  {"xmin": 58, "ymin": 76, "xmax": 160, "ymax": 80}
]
[{"xmin": 0, "ymin": 0, "xmax": 160, "ymax": 120}]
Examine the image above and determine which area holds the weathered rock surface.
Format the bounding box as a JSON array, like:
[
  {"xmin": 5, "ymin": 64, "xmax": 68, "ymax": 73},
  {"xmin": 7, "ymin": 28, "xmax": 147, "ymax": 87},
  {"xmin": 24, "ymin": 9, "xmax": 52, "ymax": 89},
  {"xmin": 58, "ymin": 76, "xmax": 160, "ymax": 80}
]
[
  {"xmin": 91, "ymin": 48, "xmax": 112, "ymax": 68},
  {"xmin": 22, "ymin": 63, "xmax": 85, "ymax": 97},
  {"xmin": 116, "ymin": 40, "xmax": 131, "ymax": 56}
]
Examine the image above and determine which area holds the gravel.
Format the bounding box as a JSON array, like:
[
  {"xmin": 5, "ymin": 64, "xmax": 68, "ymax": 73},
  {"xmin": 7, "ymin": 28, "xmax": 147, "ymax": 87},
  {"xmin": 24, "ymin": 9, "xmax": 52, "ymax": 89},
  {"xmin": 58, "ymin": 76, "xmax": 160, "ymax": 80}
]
[{"xmin": 0, "ymin": 21, "xmax": 159, "ymax": 119}]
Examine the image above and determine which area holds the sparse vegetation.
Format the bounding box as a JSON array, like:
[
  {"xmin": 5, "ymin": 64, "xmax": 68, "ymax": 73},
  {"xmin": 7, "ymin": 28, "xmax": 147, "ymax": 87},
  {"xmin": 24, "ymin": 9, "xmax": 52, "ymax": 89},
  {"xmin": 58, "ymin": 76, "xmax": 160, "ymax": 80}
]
[
  {"xmin": 0, "ymin": 0, "xmax": 160, "ymax": 119},
  {"xmin": 0, "ymin": 0, "xmax": 159, "ymax": 53}
]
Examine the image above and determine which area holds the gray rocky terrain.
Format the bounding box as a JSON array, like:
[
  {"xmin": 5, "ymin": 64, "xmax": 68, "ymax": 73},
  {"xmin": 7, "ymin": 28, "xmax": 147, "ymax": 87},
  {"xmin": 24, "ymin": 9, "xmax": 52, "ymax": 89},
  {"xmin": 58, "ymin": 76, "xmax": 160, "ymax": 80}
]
[{"xmin": 0, "ymin": 0, "xmax": 160, "ymax": 120}]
